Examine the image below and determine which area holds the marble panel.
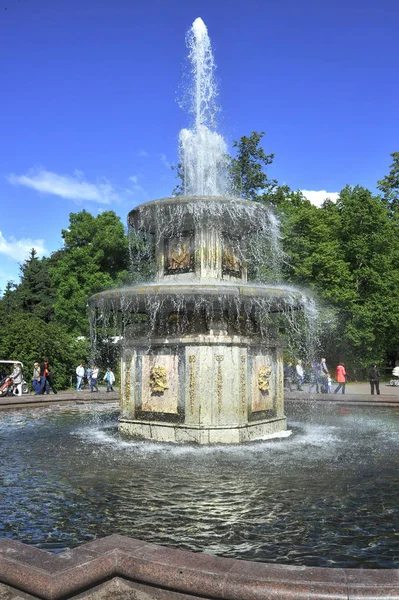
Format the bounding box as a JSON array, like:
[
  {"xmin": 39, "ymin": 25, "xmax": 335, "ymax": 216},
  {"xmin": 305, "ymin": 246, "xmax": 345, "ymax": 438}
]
[{"xmin": 141, "ymin": 355, "xmax": 179, "ymax": 414}]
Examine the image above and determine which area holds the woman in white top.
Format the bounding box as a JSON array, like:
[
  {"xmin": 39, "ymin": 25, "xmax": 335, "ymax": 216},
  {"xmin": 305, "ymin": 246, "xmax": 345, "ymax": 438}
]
[
  {"xmin": 295, "ymin": 360, "xmax": 304, "ymax": 391},
  {"xmin": 10, "ymin": 363, "xmax": 22, "ymax": 396}
]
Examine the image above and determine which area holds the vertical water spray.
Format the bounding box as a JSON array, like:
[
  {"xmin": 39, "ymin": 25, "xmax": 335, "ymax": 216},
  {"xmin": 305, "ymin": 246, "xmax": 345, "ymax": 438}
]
[{"xmin": 179, "ymin": 17, "xmax": 229, "ymax": 196}]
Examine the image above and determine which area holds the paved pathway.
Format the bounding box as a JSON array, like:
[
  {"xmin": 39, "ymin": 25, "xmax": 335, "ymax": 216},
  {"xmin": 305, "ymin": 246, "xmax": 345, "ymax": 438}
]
[
  {"xmin": 2, "ymin": 383, "xmax": 399, "ymax": 411},
  {"xmin": 0, "ymin": 387, "xmax": 120, "ymax": 410},
  {"xmin": 286, "ymin": 381, "xmax": 399, "ymax": 407}
]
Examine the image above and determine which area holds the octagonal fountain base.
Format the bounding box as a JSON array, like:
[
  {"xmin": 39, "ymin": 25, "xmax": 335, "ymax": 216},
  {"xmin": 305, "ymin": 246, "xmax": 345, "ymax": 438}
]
[
  {"xmin": 119, "ymin": 416, "xmax": 288, "ymax": 445},
  {"xmin": 119, "ymin": 334, "xmax": 287, "ymax": 445}
]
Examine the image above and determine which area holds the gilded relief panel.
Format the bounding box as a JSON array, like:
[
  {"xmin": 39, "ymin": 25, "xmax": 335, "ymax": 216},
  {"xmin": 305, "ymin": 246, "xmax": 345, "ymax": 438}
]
[
  {"xmin": 251, "ymin": 355, "xmax": 274, "ymax": 412},
  {"xmin": 222, "ymin": 235, "xmax": 242, "ymax": 277},
  {"xmin": 164, "ymin": 235, "xmax": 194, "ymax": 274},
  {"xmin": 141, "ymin": 355, "xmax": 179, "ymax": 414}
]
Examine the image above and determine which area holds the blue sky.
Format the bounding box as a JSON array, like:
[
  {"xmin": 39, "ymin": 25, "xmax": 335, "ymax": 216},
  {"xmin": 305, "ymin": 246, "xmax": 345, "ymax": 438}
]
[{"xmin": 1, "ymin": 0, "xmax": 398, "ymax": 292}]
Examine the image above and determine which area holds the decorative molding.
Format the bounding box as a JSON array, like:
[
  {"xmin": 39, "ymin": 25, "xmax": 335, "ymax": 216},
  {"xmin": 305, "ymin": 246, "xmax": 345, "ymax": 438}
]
[
  {"xmin": 240, "ymin": 355, "xmax": 247, "ymax": 414},
  {"xmin": 278, "ymin": 356, "xmax": 284, "ymax": 407},
  {"xmin": 125, "ymin": 361, "xmax": 131, "ymax": 410},
  {"xmin": 149, "ymin": 366, "xmax": 169, "ymax": 393},
  {"xmin": 188, "ymin": 355, "xmax": 196, "ymax": 414},
  {"xmin": 215, "ymin": 355, "xmax": 224, "ymax": 413}
]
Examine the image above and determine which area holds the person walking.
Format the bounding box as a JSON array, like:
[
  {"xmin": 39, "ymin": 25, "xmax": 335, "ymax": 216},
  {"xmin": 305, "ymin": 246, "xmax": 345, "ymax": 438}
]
[
  {"xmin": 39, "ymin": 360, "xmax": 50, "ymax": 394},
  {"xmin": 76, "ymin": 363, "xmax": 84, "ymax": 391},
  {"xmin": 296, "ymin": 360, "xmax": 304, "ymax": 391},
  {"xmin": 39, "ymin": 360, "xmax": 57, "ymax": 394},
  {"xmin": 90, "ymin": 365, "xmax": 99, "ymax": 393},
  {"xmin": 10, "ymin": 363, "xmax": 22, "ymax": 396},
  {"xmin": 320, "ymin": 357, "xmax": 329, "ymax": 392},
  {"xmin": 32, "ymin": 362, "xmax": 41, "ymax": 394},
  {"xmin": 284, "ymin": 363, "xmax": 295, "ymax": 391},
  {"xmin": 46, "ymin": 364, "xmax": 58, "ymax": 394},
  {"xmin": 103, "ymin": 367, "xmax": 115, "ymax": 392},
  {"xmin": 321, "ymin": 358, "xmax": 329, "ymax": 376},
  {"xmin": 368, "ymin": 363, "xmax": 380, "ymax": 395},
  {"xmin": 83, "ymin": 366, "xmax": 91, "ymax": 390},
  {"xmin": 334, "ymin": 363, "xmax": 346, "ymax": 394},
  {"xmin": 309, "ymin": 361, "xmax": 321, "ymax": 393}
]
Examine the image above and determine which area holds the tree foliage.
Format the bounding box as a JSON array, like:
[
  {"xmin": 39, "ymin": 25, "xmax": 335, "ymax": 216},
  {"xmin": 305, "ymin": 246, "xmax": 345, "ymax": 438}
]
[
  {"xmin": 229, "ymin": 131, "xmax": 277, "ymax": 200},
  {"xmin": 49, "ymin": 210, "xmax": 129, "ymax": 335},
  {"xmin": 0, "ymin": 209, "xmax": 129, "ymax": 388},
  {"xmin": 377, "ymin": 151, "xmax": 399, "ymax": 210}
]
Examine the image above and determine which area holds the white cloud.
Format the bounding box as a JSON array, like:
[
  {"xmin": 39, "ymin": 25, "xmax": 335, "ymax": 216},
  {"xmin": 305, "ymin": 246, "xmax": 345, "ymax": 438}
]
[
  {"xmin": 126, "ymin": 174, "xmax": 149, "ymax": 199},
  {"xmin": 137, "ymin": 149, "xmax": 171, "ymax": 169},
  {"xmin": 160, "ymin": 153, "xmax": 171, "ymax": 169},
  {"xmin": 301, "ymin": 189, "xmax": 340, "ymax": 207},
  {"xmin": 0, "ymin": 231, "xmax": 48, "ymax": 263},
  {"xmin": 7, "ymin": 168, "xmax": 120, "ymax": 205}
]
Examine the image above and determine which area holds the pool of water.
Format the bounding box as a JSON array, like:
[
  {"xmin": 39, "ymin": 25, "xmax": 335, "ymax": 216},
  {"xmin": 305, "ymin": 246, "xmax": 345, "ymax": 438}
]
[{"xmin": 0, "ymin": 402, "xmax": 397, "ymax": 568}]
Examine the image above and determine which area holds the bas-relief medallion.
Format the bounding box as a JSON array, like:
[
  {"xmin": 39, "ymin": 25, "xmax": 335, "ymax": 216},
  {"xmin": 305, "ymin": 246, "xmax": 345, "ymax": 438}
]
[
  {"xmin": 141, "ymin": 355, "xmax": 179, "ymax": 414},
  {"xmin": 149, "ymin": 366, "xmax": 169, "ymax": 393},
  {"xmin": 164, "ymin": 235, "xmax": 194, "ymax": 274},
  {"xmin": 251, "ymin": 356, "xmax": 274, "ymax": 412},
  {"xmin": 258, "ymin": 366, "xmax": 272, "ymax": 392}
]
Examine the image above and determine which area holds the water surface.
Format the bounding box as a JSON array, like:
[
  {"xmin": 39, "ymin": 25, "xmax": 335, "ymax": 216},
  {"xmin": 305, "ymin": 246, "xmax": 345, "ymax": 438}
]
[{"xmin": 0, "ymin": 402, "xmax": 397, "ymax": 568}]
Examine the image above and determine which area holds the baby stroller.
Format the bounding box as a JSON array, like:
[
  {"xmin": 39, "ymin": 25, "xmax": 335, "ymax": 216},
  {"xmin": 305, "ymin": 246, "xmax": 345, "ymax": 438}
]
[
  {"xmin": 389, "ymin": 366, "xmax": 399, "ymax": 386},
  {"xmin": 0, "ymin": 376, "xmax": 14, "ymax": 397}
]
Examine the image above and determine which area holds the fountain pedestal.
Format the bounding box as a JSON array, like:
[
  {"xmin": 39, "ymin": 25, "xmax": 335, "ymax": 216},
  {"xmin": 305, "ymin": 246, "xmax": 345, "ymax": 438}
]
[{"xmin": 119, "ymin": 334, "xmax": 286, "ymax": 444}]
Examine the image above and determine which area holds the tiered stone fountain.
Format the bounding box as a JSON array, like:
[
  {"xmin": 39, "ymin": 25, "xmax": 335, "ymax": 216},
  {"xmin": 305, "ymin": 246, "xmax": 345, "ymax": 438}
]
[{"xmin": 89, "ymin": 17, "xmax": 307, "ymax": 444}]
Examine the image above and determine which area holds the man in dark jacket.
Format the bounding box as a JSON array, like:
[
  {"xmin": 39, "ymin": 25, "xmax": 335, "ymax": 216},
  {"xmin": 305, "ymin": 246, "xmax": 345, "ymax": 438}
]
[
  {"xmin": 40, "ymin": 360, "xmax": 57, "ymax": 395},
  {"xmin": 368, "ymin": 363, "xmax": 380, "ymax": 395}
]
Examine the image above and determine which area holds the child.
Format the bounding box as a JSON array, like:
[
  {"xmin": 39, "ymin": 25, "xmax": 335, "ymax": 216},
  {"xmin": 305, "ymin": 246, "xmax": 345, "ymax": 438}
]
[{"xmin": 327, "ymin": 372, "xmax": 333, "ymax": 394}]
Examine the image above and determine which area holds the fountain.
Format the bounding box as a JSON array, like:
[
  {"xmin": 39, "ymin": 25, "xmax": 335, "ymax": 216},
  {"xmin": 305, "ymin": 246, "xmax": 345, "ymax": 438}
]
[{"xmin": 89, "ymin": 17, "xmax": 308, "ymax": 444}]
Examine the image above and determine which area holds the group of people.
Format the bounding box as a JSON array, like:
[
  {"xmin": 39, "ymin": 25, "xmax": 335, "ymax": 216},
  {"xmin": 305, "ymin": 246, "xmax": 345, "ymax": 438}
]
[
  {"xmin": 31, "ymin": 360, "xmax": 57, "ymax": 395},
  {"xmin": 75, "ymin": 363, "xmax": 115, "ymax": 393},
  {"xmin": 285, "ymin": 359, "xmax": 381, "ymax": 395},
  {"xmin": 284, "ymin": 358, "xmax": 332, "ymax": 393}
]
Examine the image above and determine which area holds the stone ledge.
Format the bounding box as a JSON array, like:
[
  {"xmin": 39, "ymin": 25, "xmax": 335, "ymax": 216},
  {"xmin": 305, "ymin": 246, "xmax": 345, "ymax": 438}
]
[{"xmin": 0, "ymin": 535, "xmax": 398, "ymax": 600}]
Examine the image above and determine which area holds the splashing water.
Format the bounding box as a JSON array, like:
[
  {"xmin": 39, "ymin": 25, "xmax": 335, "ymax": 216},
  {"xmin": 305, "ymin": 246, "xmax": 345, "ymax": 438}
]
[{"xmin": 179, "ymin": 17, "xmax": 229, "ymax": 196}]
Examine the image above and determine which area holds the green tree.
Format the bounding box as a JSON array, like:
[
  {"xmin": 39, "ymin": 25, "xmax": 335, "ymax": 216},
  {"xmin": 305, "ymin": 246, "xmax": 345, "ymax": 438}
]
[
  {"xmin": 229, "ymin": 131, "xmax": 277, "ymax": 200},
  {"xmin": 0, "ymin": 281, "xmax": 18, "ymax": 316},
  {"xmin": 171, "ymin": 163, "xmax": 185, "ymax": 197},
  {"xmin": 334, "ymin": 186, "xmax": 399, "ymax": 366},
  {"xmin": 49, "ymin": 210, "xmax": 129, "ymax": 335},
  {"xmin": 0, "ymin": 312, "xmax": 89, "ymax": 389},
  {"xmin": 377, "ymin": 151, "xmax": 399, "ymax": 209},
  {"xmin": 280, "ymin": 185, "xmax": 399, "ymax": 369},
  {"xmin": 15, "ymin": 249, "xmax": 55, "ymax": 322}
]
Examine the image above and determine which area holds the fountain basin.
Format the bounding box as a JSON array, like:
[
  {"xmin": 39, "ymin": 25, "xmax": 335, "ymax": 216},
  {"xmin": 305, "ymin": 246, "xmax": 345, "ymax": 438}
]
[
  {"xmin": 0, "ymin": 403, "xmax": 397, "ymax": 568},
  {"xmin": 89, "ymin": 281, "xmax": 305, "ymax": 315},
  {"xmin": 128, "ymin": 195, "xmax": 276, "ymax": 235}
]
